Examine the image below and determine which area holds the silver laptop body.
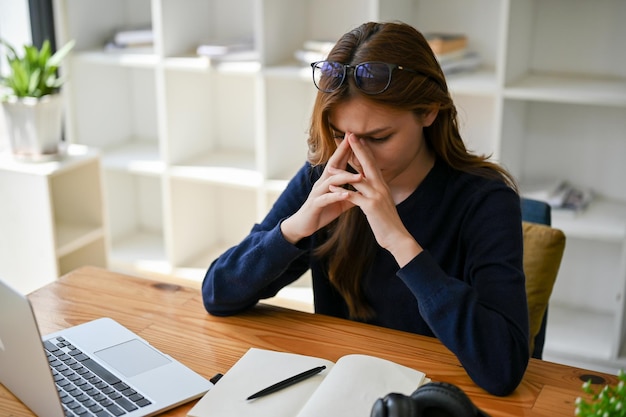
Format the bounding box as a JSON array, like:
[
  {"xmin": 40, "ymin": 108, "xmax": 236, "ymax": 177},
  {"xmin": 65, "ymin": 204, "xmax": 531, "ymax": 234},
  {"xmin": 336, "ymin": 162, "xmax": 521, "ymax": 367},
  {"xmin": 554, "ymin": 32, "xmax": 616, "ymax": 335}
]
[{"xmin": 0, "ymin": 278, "xmax": 213, "ymax": 417}]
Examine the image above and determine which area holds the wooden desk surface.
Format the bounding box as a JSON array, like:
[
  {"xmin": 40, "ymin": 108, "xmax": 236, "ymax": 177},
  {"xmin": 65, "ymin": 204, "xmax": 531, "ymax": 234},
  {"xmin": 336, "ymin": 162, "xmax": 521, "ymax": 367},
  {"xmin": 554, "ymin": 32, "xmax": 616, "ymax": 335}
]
[{"xmin": 1, "ymin": 267, "xmax": 617, "ymax": 417}]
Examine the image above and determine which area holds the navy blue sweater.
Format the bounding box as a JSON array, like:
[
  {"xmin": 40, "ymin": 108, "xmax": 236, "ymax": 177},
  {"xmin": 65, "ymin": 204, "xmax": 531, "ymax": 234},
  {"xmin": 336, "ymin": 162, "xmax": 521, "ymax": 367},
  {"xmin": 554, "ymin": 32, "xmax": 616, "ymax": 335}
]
[{"xmin": 203, "ymin": 158, "xmax": 529, "ymax": 395}]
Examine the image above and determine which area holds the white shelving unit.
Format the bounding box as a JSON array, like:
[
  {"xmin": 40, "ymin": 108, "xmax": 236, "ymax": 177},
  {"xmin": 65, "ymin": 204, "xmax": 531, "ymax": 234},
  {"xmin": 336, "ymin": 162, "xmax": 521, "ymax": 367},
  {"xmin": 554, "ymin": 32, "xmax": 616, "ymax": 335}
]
[
  {"xmin": 52, "ymin": 0, "xmax": 626, "ymax": 373},
  {"xmin": 0, "ymin": 145, "xmax": 108, "ymax": 294},
  {"xmin": 497, "ymin": 1, "xmax": 626, "ymax": 375}
]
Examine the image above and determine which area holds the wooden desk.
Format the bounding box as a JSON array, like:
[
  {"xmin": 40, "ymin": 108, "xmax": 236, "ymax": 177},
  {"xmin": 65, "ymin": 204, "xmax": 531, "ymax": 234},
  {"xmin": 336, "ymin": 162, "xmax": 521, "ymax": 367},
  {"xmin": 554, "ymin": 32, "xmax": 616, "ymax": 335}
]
[{"xmin": 1, "ymin": 267, "xmax": 617, "ymax": 417}]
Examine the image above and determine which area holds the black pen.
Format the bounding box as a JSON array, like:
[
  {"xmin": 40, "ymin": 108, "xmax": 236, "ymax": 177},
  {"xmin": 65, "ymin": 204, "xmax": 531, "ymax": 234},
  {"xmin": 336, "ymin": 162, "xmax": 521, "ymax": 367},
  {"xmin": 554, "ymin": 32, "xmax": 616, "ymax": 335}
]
[{"xmin": 246, "ymin": 365, "xmax": 327, "ymax": 400}]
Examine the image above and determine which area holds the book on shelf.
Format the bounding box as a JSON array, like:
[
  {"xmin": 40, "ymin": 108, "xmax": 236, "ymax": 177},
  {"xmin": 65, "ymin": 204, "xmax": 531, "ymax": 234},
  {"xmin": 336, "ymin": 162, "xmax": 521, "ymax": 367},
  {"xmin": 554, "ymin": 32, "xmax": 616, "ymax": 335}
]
[
  {"xmin": 187, "ymin": 348, "xmax": 428, "ymax": 417},
  {"xmin": 104, "ymin": 27, "xmax": 154, "ymax": 53},
  {"xmin": 195, "ymin": 39, "xmax": 258, "ymax": 65},
  {"xmin": 423, "ymin": 33, "xmax": 480, "ymax": 75},
  {"xmin": 522, "ymin": 179, "xmax": 594, "ymax": 213},
  {"xmin": 112, "ymin": 28, "xmax": 153, "ymax": 47},
  {"xmin": 436, "ymin": 47, "xmax": 471, "ymax": 63},
  {"xmin": 196, "ymin": 39, "xmax": 254, "ymax": 57},
  {"xmin": 425, "ymin": 33, "xmax": 467, "ymax": 56},
  {"xmin": 438, "ymin": 50, "xmax": 481, "ymax": 75}
]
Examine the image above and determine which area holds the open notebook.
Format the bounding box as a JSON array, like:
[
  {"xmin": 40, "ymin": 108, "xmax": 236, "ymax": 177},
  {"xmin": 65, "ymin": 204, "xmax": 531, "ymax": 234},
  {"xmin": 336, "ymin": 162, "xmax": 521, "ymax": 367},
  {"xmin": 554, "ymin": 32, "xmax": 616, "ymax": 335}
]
[{"xmin": 188, "ymin": 348, "xmax": 428, "ymax": 417}]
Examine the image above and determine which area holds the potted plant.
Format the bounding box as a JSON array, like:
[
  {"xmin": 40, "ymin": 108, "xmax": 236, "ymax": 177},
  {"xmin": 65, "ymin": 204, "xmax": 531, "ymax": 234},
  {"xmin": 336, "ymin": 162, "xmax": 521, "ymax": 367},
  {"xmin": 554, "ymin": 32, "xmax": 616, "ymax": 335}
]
[{"xmin": 0, "ymin": 38, "xmax": 75, "ymax": 161}]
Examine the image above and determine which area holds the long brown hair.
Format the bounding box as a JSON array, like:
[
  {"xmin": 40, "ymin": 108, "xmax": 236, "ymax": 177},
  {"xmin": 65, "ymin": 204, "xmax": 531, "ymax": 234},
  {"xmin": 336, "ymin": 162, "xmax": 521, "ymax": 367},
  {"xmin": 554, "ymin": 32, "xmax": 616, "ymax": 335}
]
[{"xmin": 307, "ymin": 22, "xmax": 517, "ymax": 320}]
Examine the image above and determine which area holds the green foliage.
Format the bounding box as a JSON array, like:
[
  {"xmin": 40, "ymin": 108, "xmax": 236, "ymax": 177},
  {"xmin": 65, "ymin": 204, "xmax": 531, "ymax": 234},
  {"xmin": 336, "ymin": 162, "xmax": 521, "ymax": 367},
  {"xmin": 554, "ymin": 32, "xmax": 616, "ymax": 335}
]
[
  {"xmin": 0, "ymin": 38, "xmax": 75, "ymax": 98},
  {"xmin": 576, "ymin": 370, "xmax": 626, "ymax": 417}
]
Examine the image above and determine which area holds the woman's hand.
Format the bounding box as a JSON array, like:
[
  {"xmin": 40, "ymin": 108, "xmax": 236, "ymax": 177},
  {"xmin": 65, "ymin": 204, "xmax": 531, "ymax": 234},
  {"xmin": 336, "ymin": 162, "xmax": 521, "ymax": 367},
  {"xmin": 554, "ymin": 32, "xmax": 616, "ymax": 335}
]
[
  {"xmin": 280, "ymin": 136, "xmax": 360, "ymax": 244},
  {"xmin": 329, "ymin": 134, "xmax": 423, "ymax": 267}
]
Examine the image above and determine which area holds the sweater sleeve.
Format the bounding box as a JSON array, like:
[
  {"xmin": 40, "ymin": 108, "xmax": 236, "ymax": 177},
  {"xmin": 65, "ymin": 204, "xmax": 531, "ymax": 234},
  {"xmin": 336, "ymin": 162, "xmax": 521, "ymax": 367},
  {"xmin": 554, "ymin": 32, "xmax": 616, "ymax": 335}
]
[
  {"xmin": 397, "ymin": 186, "xmax": 529, "ymax": 396},
  {"xmin": 202, "ymin": 163, "xmax": 317, "ymax": 316}
]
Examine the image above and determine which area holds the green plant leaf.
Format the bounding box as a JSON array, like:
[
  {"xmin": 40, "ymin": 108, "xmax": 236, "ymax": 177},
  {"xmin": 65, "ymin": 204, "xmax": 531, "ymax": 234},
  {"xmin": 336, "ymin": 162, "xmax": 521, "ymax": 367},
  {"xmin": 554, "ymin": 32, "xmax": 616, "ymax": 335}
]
[
  {"xmin": 1, "ymin": 37, "xmax": 75, "ymax": 98},
  {"xmin": 47, "ymin": 39, "xmax": 75, "ymax": 68},
  {"xmin": 28, "ymin": 68, "xmax": 42, "ymax": 95},
  {"xmin": 39, "ymin": 40, "xmax": 51, "ymax": 67}
]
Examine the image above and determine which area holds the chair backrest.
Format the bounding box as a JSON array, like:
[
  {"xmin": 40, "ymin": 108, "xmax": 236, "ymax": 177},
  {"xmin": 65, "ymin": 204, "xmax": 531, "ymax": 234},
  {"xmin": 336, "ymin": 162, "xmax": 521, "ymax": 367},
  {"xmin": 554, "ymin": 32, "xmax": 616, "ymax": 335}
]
[
  {"xmin": 521, "ymin": 197, "xmax": 551, "ymax": 225},
  {"xmin": 520, "ymin": 198, "xmax": 565, "ymax": 359}
]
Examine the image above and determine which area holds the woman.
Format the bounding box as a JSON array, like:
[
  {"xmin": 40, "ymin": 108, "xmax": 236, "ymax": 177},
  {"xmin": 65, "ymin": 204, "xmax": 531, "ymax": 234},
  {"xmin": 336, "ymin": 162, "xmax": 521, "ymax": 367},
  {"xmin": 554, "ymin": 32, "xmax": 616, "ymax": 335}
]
[{"xmin": 202, "ymin": 21, "xmax": 529, "ymax": 396}]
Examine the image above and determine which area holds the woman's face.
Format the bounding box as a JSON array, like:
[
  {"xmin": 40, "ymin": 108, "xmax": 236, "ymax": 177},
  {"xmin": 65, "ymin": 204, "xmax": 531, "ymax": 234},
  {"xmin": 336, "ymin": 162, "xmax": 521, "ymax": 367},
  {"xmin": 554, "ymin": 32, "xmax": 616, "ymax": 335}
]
[{"xmin": 328, "ymin": 95, "xmax": 436, "ymax": 189}]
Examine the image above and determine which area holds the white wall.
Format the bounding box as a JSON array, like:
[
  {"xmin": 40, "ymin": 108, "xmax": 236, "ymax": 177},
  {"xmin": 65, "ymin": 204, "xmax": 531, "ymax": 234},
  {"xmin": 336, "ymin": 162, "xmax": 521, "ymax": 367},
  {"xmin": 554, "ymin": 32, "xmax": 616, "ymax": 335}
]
[{"xmin": 0, "ymin": 0, "xmax": 32, "ymax": 151}]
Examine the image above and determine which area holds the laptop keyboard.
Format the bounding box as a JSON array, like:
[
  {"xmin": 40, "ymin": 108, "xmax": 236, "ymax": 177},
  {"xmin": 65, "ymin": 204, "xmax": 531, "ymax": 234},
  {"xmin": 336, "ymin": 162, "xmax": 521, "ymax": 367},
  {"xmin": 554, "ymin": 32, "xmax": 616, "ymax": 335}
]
[{"xmin": 44, "ymin": 336, "xmax": 153, "ymax": 417}]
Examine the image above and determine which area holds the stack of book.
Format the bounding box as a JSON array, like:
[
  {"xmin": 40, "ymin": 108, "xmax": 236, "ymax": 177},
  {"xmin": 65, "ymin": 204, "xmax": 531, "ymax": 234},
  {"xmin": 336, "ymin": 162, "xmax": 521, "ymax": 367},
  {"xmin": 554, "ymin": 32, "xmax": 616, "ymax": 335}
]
[
  {"xmin": 105, "ymin": 27, "xmax": 154, "ymax": 53},
  {"xmin": 522, "ymin": 179, "xmax": 594, "ymax": 214},
  {"xmin": 195, "ymin": 38, "xmax": 258, "ymax": 63},
  {"xmin": 424, "ymin": 33, "xmax": 481, "ymax": 75}
]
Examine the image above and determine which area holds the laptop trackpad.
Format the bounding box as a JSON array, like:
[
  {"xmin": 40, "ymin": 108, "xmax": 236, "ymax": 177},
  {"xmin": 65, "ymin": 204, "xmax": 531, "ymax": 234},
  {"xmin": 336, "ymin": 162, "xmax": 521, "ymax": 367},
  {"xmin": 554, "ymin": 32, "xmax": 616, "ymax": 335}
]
[{"xmin": 95, "ymin": 339, "xmax": 171, "ymax": 377}]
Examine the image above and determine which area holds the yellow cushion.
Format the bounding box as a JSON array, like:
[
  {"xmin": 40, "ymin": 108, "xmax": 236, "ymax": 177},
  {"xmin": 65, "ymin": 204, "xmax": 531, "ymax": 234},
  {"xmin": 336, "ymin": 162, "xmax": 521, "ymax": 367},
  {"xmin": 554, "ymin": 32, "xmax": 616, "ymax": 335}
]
[{"xmin": 522, "ymin": 221, "xmax": 566, "ymax": 353}]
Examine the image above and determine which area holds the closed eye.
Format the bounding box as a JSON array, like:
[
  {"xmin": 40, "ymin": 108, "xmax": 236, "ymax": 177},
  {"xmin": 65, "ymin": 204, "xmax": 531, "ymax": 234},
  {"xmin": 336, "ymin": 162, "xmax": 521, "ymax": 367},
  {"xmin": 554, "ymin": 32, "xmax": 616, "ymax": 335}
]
[
  {"xmin": 332, "ymin": 130, "xmax": 345, "ymax": 140},
  {"xmin": 329, "ymin": 124, "xmax": 393, "ymax": 142},
  {"xmin": 365, "ymin": 134, "xmax": 392, "ymax": 143},
  {"xmin": 331, "ymin": 130, "xmax": 391, "ymax": 142}
]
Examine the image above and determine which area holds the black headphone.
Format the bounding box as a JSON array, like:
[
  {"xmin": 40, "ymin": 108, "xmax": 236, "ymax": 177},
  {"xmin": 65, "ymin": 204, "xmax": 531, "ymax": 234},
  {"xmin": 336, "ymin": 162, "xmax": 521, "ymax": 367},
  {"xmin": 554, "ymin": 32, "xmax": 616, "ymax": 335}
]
[{"xmin": 371, "ymin": 381, "xmax": 491, "ymax": 417}]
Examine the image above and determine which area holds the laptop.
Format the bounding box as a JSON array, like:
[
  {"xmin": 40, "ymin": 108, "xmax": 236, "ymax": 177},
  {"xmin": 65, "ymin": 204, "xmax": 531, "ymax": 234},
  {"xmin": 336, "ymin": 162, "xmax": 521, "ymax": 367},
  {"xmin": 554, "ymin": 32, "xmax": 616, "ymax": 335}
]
[{"xmin": 0, "ymin": 278, "xmax": 214, "ymax": 417}]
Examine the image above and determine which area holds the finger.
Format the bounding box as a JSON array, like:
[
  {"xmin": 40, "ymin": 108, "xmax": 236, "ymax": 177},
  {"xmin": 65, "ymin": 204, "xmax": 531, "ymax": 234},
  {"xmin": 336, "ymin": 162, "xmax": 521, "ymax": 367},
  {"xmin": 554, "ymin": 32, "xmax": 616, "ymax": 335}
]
[
  {"xmin": 341, "ymin": 133, "xmax": 362, "ymax": 174},
  {"xmin": 326, "ymin": 132, "xmax": 353, "ymax": 171},
  {"xmin": 310, "ymin": 168, "xmax": 360, "ymax": 205},
  {"xmin": 321, "ymin": 186, "xmax": 355, "ymax": 208},
  {"xmin": 324, "ymin": 169, "xmax": 362, "ymax": 186},
  {"xmin": 329, "ymin": 184, "xmax": 367, "ymax": 208},
  {"xmin": 348, "ymin": 135, "xmax": 381, "ymax": 180}
]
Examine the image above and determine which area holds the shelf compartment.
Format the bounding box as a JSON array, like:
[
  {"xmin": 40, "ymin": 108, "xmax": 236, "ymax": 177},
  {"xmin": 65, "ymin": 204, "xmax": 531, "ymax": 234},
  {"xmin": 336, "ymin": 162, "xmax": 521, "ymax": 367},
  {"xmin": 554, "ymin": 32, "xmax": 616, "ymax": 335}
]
[
  {"xmin": 160, "ymin": 0, "xmax": 255, "ymax": 58},
  {"xmin": 100, "ymin": 139, "xmax": 164, "ymax": 175},
  {"xmin": 58, "ymin": 238, "xmax": 107, "ymax": 276},
  {"xmin": 50, "ymin": 154, "xmax": 105, "ymax": 253},
  {"xmin": 60, "ymin": 0, "xmax": 152, "ymax": 53},
  {"xmin": 262, "ymin": 77, "xmax": 315, "ymax": 181},
  {"xmin": 551, "ymin": 198, "xmax": 626, "ymax": 244},
  {"xmin": 0, "ymin": 145, "xmax": 107, "ymax": 294},
  {"xmin": 501, "ymin": 100, "xmax": 626, "ymax": 202},
  {"xmin": 553, "ymin": 237, "xmax": 623, "ymax": 314},
  {"xmin": 109, "ymin": 230, "xmax": 168, "ymax": 277},
  {"xmin": 103, "ymin": 170, "xmax": 164, "ymax": 246},
  {"xmin": 505, "ymin": 0, "xmax": 626, "ymax": 92},
  {"xmin": 167, "ymin": 179, "xmax": 257, "ymax": 269},
  {"xmin": 411, "ymin": 0, "xmax": 504, "ymax": 72},
  {"xmin": 259, "ymin": 0, "xmax": 371, "ymax": 67},
  {"xmin": 545, "ymin": 303, "xmax": 615, "ymax": 362},
  {"xmin": 66, "ymin": 62, "xmax": 158, "ymax": 149},
  {"xmin": 163, "ymin": 69, "xmax": 257, "ymax": 165}
]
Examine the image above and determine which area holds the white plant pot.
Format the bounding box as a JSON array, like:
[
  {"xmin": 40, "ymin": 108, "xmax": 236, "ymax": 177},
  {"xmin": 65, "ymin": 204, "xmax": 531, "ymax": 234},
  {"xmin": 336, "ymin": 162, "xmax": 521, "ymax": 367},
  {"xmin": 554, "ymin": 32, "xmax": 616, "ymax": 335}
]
[{"xmin": 1, "ymin": 94, "xmax": 64, "ymax": 161}]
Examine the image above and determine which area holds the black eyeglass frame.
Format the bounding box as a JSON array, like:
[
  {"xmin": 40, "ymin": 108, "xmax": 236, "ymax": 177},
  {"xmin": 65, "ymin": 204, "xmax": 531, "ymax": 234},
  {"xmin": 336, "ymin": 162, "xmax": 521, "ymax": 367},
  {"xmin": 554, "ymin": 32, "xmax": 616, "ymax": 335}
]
[{"xmin": 311, "ymin": 60, "xmax": 423, "ymax": 94}]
